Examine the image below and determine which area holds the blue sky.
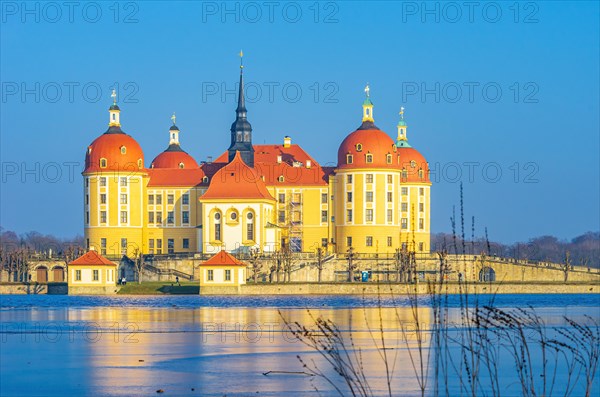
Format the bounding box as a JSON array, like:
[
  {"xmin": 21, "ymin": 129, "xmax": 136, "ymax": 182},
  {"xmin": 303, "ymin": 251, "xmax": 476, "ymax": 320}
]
[{"xmin": 1, "ymin": 1, "xmax": 598, "ymax": 243}]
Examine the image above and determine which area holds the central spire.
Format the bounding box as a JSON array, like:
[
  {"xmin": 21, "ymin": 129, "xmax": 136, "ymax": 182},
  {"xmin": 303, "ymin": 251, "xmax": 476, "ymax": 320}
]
[{"xmin": 228, "ymin": 51, "xmax": 254, "ymax": 167}]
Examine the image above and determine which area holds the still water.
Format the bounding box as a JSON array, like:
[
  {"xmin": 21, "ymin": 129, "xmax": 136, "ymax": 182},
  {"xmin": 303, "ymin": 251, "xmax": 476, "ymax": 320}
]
[{"xmin": 1, "ymin": 294, "xmax": 599, "ymax": 397}]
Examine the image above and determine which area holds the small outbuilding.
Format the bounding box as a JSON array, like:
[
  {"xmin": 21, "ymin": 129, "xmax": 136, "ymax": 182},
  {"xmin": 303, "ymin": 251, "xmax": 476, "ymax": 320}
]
[
  {"xmin": 199, "ymin": 250, "xmax": 247, "ymax": 294},
  {"xmin": 68, "ymin": 250, "xmax": 118, "ymax": 295}
]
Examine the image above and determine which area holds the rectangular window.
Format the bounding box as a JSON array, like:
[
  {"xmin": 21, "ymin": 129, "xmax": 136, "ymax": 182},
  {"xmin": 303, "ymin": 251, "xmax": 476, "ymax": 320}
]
[
  {"xmin": 167, "ymin": 211, "xmax": 174, "ymax": 224},
  {"xmin": 387, "ymin": 174, "xmax": 393, "ymax": 184},
  {"xmin": 347, "ymin": 192, "xmax": 353, "ymax": 202},
  {"xmin": 366, "ymin": 191, "xmax": 373, "ymax": 202},
  {"xmin": 207, "ymin": 269, "xmax": 214, "ymax": 281},
  {"xmin": 156, "ymin": 194, "xmax": 162, "ymax": 205},
  {"xmin": 86, "ymin": 239, "xmax": 90, "ymax": 250},
  {"xmin": 75, "ymin": 270, "xmax": 81, "ymax": 281},
  {"xmin": 366, "ymin": 174, "xmax": 373, "ymax": 183},
  {"xmin": 347, "ymin": 209, "xmax": 353, "ymax": 222},
  {"xmin": 149, "ymin": 239, "xmax": 154, "ymax": 254},
  {"xmin": 157, "ymin": 239, "xmax": 162, "ymax": 254},
  {"xmin": 402, "ymin": 242, "xmax": 407, "ymax": 250},
  {"xmin": 148, "ymin": 194, "xmax": 154, "ymax": 205},
  {"xmin": 387, "ymin": 236, "xmax": 392, "ymax": 247},
  {"xmin": 100, "ymin": 177, "xmax": 106, "ymax": 187},
  {"xmin": 156, "ymin": 211, "xmax": 163, "ymax": 224},
  {"xmin": 182, "ymin": 193, "xmax": 189, "ymax": 205},
  {"xmin": 86, "ymin": 194, "xmax": 89, "ymax": 205},
  {"xmin": 167, "ymin": 194, "xmax": 174, "ymax": 205},
  {"xmin": 278, "ymin": 210, "xmax": 285, "ymax": 223},
  {"xmin": 347, "ymin": 175, "xmax": 353, "ymax": 183},
  {"xmin": 148, "ymin": 212, "xmax": 154, "ymax": 224},
  {"xmin": 419, "ymin": 203, "xmax": 424, "ymax": 212},
  {"xmin": 121, "ymin": 238, "xmax": 127, "ymax": 254},
  {"xmin": 86, "ymin": 211, "xmax": 89, "ymax": 224},
  {"xmin": 225, "ymin": 269, "xmax": 231, "ymax": 281},
  {"xmin": 101, "ymin": 238, "xmax": 107, "ymax": 256},
  {"xmin": 247, "ymin": 223, "xmax": 254, "ymax": 241},
  {"xmin": 100, "ymin": 194, "xmax": 106, "ymax": 204},
  {"xmin": 321, "ymin": 193, "xmax": 328, "ymax": 204},
  {"xmin": 120, "ymin": 177, "xmax": 127, "ymax": 186},
  {"xmin": 321, "ymin": 210, "xmax": 328, "ymax": 223},
  {"xmin": 120, "ymin": 211, "xmax": 128, "ymax": 223},
  {"xmin": 401, "ymin": 202, "xmax": 408, "ymax": 212},
  {"xmin": 86, "ymin": 178, "xmax": 89, "ymax": 187},
  {"xmin": 366, "ymin": 236, "xmax": 373, "ymax": 247},
  {"xmin": 215, "ymin": 224, "xmax": 221, "ymax": 241},
  {"xmin": 419, "ymin": 242, "xmax": 424, "ymax": 251},
  {"xmin": 183, "ymin": 238, "xmax": 189, "ymax": 249},
  {"xmin": 100, "ymin": 211, "xmax": 107, "ymax": 224},
  {"xmin": 387, "ymin": 209, "xmax": 393, "ymax": 222},
  {"xmin": 168, "ymin": 239, "xmax": 174, "ymax": 254},
  {"xmin": 182, "ymin": 211, "xmax": 189, "ymax": 224},
  {"xmin": 420, "ymin": 187, "xmax": 424, "ymax": 196},
  {"xmin": 366, "ymin": 209, "xmax": 373, "ymax": 222},
  {"xmin": 401, "ymin": 187, "xmax": 408, "ymax": 196},
  {"xmin": 419, "ymin": 218, "xmax": 424, "ymax": 230},
  {"xmin": 93, "ymin": 269, "xmax": 99, "ymax": 281},
  {"xmin": 321, "ymin": 238, "xmax": 328, "ymax": 247},
  {"xmin": 401, "ymin": 218, "xmax": 408, "ymax": 230},
  {"xmin": 120, "ymin": 194, "xmax": 127, "ymax": 204},
  {"xmin": 347, "ymin": 236, "xmax": 352, "ymax": 247},
  {"xmin": 387, "ymin": 192, "xmax": 393, "ymax": 202},
  {"xmin": 278, "ymin": 193, "xmax": 285, "ymax": 203}
]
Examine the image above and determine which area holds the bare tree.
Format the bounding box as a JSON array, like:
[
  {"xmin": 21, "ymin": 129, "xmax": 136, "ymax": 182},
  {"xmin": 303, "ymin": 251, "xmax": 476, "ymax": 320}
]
[
  {"xmin": 436, "ymin": 250, "xmax": 449, "ymax": 283},
  {"xmin": 315, "ymin": 247, "xmax": 324, "ymax": 283},
  {"xmin": 250, "ymin": 247, "xmax": 262, "ymax": 283},
  {"xmin": 132, "ymin": 247, "xmax": 145, "ymax": 284},
  {"xmin": 347, "ymin": 246, "xmax": 356, "ymax": 282},
  {"xmin": 281, "ymin": 246, "xmax": 293, "ymax": 283},
  {"xmin": 563, "ymin": 250, "xmax": 571, "ymax": 283}
]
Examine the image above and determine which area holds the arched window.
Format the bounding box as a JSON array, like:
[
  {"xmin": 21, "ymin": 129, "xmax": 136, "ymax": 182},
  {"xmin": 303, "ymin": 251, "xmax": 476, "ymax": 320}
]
[
  {"xmin": 366, "ymin": 154, "xmax": 373, "ymax": 163},
  {"xmin": 179, "ymin": 162, "xmax": 184, "ymax": 169},
  {"xmin": 214, "ymin": 212, "xmax": 222, "ymax": 241},
  {"xmin": 386, "ymin": 154, "xmax": 392, "ymax": 164},
  {"xmin": 346, "ymin": 154, "xmax": 353, "ymax": 164},
  {"xmin": 120, "ymin": 146, "xmax": 127, "ymax": 154},
  {"xmin": 356, "ymin": 143, "xmax": 363, "ymax": 152},
  {"xmin": 479, "ymin": 267, "xmax": 496, "ymax": 282},
  {"xmin": 401, "ymin": 169, "xmax": 408, "ymax": 180},
  {"xmin": 100, "ymin": 158, "xmax": 107, "ymax": 168},
  {"xmin": 246, "ymin": 212, "xmax": 254, "ymax": 241},
  {"xmin": 418, "ymin": 169, "xmax": 424, "ymax": 179},
  {"xmin": 278, "ymin": 175, "xmax": 285, "ymax": 182},
  {"xmin": 202, "ymin": 176, "xmax": 209, "ymax": 184}
]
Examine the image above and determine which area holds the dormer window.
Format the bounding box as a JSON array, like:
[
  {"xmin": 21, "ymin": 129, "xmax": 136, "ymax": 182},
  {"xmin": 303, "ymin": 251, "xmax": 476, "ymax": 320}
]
[
  {"xmin": 87, "ymin": 147, "xmax": 92, "ymax": 155},
  {"xmin": 402, "ymin": 169, "xmax": 408, "ymax": 179},
  {"xmin": 178, "ymin": 162, "xmax": 184, "ymax": 169},
  {"xmin": 120, "ymin": 146, "xmax": 126, "ymax": 154},
  {"xmin": 410, "ymin": 160, "xmax": 417, "ymax": 168},
  {"xmin": 386, "ymin": 154, "xmax": 392, "ymax": 164},
  {"xmin": 356, "ymin": 143, "xmax": 363, "ymax": 152},
  {"xmin": 346, "ymin": 154, "xmax": 353, "ymax": 164},
  {"xmin": 138, "ymin": 159, "xmax": 143, "ymax": 168},
  {"xmin": 418, "ymin": 169, "xmax": 424, "ymax": 178},
  {"xmin": 366, "ymin": 154, "xmax": 373, "ymax": 163},
  {"xmin": 202, "ymin": 176, "xmax": 209, "ymax": 184},
  {"xmin": 100, "ymin": 158, "xmax": 107, "ymax": 168},
  {"xmin": 278, "ymin": 175, "xmax": 285, "ymax": 182}
]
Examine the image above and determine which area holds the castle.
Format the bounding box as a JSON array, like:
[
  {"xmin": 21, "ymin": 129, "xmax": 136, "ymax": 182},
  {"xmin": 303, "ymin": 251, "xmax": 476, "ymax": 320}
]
[{"xmin": 83, "ymin": 62, "xmax": 431, "ymax": 257}]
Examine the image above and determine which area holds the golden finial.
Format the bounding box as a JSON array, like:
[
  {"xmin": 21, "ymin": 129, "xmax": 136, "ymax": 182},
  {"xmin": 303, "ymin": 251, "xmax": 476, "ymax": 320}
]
[
  {"xmin": 111, "ymin": 89, "xmax": 117, "ymax": 105},
  {"xmin": 171, "ymin": 112, "xmax": 176, "ymax": 125},
  {"xmin": 364, "ymin": 83, "xmax": 370, "ymax": 98},
  {"xmin": 239, "ymin": 50, "xmax": 244, "ymax": 69},
  {"xmin": 400, "ymin": 106, "xmax": 405, "ymax": 120}
]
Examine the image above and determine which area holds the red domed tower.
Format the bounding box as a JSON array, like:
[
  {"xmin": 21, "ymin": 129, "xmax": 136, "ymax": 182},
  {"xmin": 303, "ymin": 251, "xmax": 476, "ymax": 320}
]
[
  {"xmin": 83, "ymin": 90, "xmax": 147, "ymax": 257},
  {"xmin": 333, "ymin": 86, "xmax": 431, "ymax": 254},
  {"xmin": 150, "ymin": 114, "xmax": 199, "ymax": 169}
]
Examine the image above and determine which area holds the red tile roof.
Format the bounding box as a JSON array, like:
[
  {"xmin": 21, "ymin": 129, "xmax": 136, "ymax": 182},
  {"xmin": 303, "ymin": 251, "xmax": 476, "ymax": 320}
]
[
  {"xmin": 201, "ymin": 250, "xmax": 246, "ymax": 266},
  {"xmin": 147, "ymin": 168, "xmax": 208, "ymax": 187},
  {"xmin": 69, "ymin": 250, "xmax": 117, "ymax": 266},
  {"xmin": 201, "ymin": 152, "xmax": 275, "ymax": 200},
  {"xmin": 215, "ymin": 144, "xmax": 331, "ymax": 186}
]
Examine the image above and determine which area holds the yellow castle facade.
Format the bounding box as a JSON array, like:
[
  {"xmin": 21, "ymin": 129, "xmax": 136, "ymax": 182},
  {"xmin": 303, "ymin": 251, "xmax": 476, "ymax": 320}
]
[{"xmin": 83, "ymin": 65, "xmax": 431, "ymax": 257}]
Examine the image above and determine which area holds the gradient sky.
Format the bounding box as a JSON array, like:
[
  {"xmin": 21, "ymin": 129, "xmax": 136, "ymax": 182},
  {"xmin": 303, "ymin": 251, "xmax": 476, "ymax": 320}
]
[{"xmin": 1, "ymin": 1, "xmax": 598, "ymax": 243}]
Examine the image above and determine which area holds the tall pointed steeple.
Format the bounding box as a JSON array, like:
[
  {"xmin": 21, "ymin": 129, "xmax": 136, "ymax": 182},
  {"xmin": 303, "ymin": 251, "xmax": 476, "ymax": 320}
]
[{"xmin": 228, "ymin": 51, "xmax": 255, "ymax": 167}]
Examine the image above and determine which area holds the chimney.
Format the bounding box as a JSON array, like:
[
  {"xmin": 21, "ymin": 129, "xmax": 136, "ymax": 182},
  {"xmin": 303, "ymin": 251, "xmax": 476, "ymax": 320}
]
[
  {"xmin": 283, "ymin": 136, "xmax": 291, "ymax": 148},
  {"xmin": 277, "ymin": 155, "xmax": 282, "ymax": 163},
  {"xmin": 207, "ymin": 156, "xmax": 213, "ymax": 163}
]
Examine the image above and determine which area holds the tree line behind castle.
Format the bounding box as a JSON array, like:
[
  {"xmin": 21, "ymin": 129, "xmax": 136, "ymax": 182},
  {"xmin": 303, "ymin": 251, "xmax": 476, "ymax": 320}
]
[{"xmin": 1, "ymin": 228, "xmax": 598, "ymax": 279}]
